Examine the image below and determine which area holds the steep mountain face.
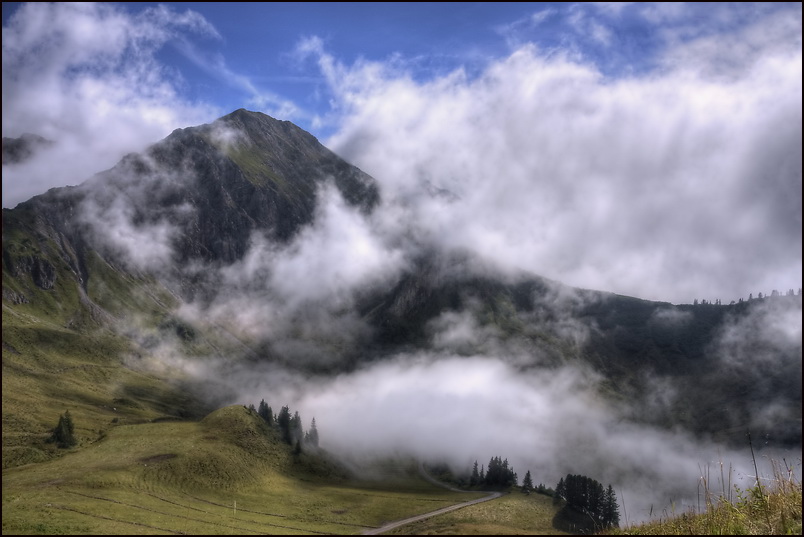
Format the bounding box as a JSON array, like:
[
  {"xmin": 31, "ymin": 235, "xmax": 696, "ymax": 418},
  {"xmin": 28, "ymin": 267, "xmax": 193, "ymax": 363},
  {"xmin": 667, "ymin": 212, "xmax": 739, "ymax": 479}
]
[
  {"xmin": 4, "ymin": 110, "xmax": 384, "ymax": 297},
  {"xmin": 2, "ymin": 109, "xmax": 801, "ymax": 464},
  {"xmin": 5, "ymin": 110, "xmax": 378, "ymax": 296}
]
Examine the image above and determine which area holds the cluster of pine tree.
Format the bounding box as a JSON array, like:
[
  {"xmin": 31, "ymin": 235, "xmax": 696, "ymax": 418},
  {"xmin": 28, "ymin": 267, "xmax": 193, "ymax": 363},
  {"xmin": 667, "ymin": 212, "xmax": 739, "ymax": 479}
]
[
  {"xmin": 248, "ymin": 399, "xmax": 319, "ymax": 454},
  {"xmin": 554, "ymin": 473, "xmax": 619, "ymax": 529},
  {"xmin": 469, "ymin": 456, "xmax": 518, "ymax": 488}
]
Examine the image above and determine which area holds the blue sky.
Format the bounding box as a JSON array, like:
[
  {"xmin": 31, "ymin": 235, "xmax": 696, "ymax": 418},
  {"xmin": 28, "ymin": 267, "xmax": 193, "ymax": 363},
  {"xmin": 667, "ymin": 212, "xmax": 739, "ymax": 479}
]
[
  {"xmin": 6, "ymin": 2, "xmax": 797, "ymax": 141},
  {"xmin": 2, "ymin": 2, "xmax": 802, "ymax": 304}
]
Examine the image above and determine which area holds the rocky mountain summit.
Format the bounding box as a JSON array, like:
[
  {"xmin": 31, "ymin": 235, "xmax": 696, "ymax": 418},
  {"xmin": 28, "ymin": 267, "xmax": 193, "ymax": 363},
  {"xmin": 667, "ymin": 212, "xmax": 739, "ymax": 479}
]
[{"xmin": 8, "ymin": 109, "xmax": 377, "ymax": 267}]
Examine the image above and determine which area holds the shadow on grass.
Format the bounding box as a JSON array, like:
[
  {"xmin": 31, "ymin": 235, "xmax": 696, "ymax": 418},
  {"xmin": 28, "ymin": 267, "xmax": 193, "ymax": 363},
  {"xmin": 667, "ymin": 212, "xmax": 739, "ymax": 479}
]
[{"xmin": 117, "ymin": 377, "xmax": 224, "ymax": 421}]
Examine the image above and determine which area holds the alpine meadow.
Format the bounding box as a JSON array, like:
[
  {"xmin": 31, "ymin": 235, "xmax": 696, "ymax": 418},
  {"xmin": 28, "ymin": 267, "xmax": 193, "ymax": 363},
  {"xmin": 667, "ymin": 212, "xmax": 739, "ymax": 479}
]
[{"xmin": 2, "ymin": 2, "xmax": 802, "ymax": 535}]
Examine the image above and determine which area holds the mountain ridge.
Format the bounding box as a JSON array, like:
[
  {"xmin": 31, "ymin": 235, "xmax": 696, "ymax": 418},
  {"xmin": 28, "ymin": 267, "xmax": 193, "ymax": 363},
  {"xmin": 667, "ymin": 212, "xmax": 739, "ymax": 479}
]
[{"xmin": 2, "ymin": 110, "xmax": 801, "ymax": 473}]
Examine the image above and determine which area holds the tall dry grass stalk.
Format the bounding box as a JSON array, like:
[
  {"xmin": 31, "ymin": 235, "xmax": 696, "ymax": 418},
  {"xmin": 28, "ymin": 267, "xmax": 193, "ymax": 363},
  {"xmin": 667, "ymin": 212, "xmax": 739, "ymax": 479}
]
[{"xmin": 610, "ymin": 454, "xmax": 802, "ymax": 535}]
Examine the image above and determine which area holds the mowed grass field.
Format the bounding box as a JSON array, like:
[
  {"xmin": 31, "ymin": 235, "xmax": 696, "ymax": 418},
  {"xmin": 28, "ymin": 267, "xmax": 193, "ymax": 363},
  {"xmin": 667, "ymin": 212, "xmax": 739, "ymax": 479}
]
[{"xmin": 2, "ymin": 405, "xmax": 493, "ymax": 535}]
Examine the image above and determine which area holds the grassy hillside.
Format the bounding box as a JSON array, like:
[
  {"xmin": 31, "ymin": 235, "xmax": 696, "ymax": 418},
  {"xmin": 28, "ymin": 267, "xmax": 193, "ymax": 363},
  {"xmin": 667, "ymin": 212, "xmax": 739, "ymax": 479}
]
[
  {"xmin": 2, "ymin": 405, "xmax": 492, "ymax": 535},
  {"xmin": 2, "ymin": 206, "xmax": 233, "ymax": 470},
  {"xmin": 1, "ymin": 284, "xmax": 218, "ymax": 470}
]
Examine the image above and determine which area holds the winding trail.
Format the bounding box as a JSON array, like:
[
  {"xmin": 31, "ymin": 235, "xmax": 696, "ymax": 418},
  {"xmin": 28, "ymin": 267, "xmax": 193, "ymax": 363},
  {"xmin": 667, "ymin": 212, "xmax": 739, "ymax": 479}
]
[{"xmin": 361, "ymin": 464, "xmax": 504, "ymax": 535}]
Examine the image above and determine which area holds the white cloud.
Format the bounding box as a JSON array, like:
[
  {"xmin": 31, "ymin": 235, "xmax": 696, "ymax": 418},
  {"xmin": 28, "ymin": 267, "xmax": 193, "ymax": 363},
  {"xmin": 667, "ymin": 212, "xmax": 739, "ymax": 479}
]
[
  {"xmin": 74, "ymin": 151, "xmax": 196, "ymax": 272},
  {"xmin": 221, "ymin": 350, "xmax": 798, "ymax": 525},
  {"xmin": 592, "ymin": 3, "xmax": 635, "ymax": 17},
  {"xmin": 638, "ymin": 2, "xmax": 688, "ymax": 25},
  {"xmin": 174, "ymin": 182, "xmax": 408, "ymax": 368},
  {"xmin": 428, "ymin": 309, "xmax": 501, "ymax": 352},
  {"xmin": 712, "ymin": 296, "xmax": 802, "ymax": 371},
  {"xmin": 210, "ymin": 182, "xmax": 407, "ymax": 312},
  {"xmin": 79, "ymin": 195, "xmax": 179, "ymax": 271},
  {"xmin": 650, "ymin": 307, "xmax": 693, "ymax": 326},
  {"xmin": 307, "ymin": 10, "xmax": 801, "ymax": 305},
  {"xmin": 2, "ymin": 2, "xmax": 220, "ymax": 208},
  {"xmin": 658, "ymin": 7, "xmax": 803, "ymax": 79},
  {"xmin": 268, "ymin": 183, "xmax": 407, "ymax": 310}
]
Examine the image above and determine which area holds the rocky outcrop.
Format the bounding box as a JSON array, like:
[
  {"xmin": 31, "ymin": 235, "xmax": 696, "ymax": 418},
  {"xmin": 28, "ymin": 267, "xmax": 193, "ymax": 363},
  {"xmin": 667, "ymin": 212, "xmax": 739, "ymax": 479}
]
[
  {"xmin": 2, "ymin": 287, "xmax": 28, "ymax": 304},
  {"xmin": 2, "ymin": 133, "xmax": 54, "ymax": 165},
  {"xmin": 6, "ymin": 254, "xmax": 56, "ymax": 290}
]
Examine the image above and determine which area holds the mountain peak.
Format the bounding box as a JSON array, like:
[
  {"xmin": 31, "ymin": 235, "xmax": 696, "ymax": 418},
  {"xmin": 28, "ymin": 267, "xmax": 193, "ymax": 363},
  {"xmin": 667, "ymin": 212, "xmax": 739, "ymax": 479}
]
[
  {"xmin": 221, "ymin": 107, "xmax": 280, "ymax": 123},
  {"xmin": 11, "ymin": 109, "xmax": 380, "ymax": 273},
  {"xmin": 209, "ymin": 108, "xmax": 324, "ymax": 157}
]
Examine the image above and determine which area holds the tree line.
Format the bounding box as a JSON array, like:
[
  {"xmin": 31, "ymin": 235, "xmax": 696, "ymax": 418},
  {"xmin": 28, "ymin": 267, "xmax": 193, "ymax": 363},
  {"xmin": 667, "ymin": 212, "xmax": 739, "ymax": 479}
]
[
  {"xmin": 469, "ymin": 456, "xmax": 518, "ymax": 488},
  {"xmin": 694, "ymin": 288, "xmax": 801, "ymax": 306},
  {"xmin": 466, "ymin": 457, "xmax": 553, "ymax": 497},
  {"xmin": 247, "ymin": 399, "xmax": 319, "ymax": 454},
  {"xmin": 466, "ymin": 456, "xmax": 619, "ymax": 530}
]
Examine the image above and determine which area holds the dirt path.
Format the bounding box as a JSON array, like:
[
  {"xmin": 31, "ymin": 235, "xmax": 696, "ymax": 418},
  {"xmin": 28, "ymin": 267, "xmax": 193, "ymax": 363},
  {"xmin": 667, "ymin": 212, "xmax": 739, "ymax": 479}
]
[{"xmin": 361, "ymin": 464, "xmax": 504, "ymax": 535}]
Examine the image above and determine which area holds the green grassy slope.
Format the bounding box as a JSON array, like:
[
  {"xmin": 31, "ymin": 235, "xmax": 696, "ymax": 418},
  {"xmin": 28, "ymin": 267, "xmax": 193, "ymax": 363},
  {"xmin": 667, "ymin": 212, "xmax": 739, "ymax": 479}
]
[
  {"xmin": 1, "ymin": 203, "xmax": 230, "ymax": 470},
  {"xmin": 2, "ymin": 405, "xmax": 491, "ymax": 535},
  {"xmin": 1, "ymin": 270, "xmax": 214, "ymax": 471},
  {"xmin": 383, "ymin": 490, "xmax": 571, "ymax": 535}
]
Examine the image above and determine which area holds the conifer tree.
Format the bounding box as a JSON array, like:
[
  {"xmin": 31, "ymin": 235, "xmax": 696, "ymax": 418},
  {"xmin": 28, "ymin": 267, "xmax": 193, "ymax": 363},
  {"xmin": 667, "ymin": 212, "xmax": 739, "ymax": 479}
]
[
  {"xmin": 50, "ymin": 410, "xmax": 76, "ymax": 448},
  {"xmin": 554, "ymin": 477, "xmax": 565, "ymax": 504},
  {"xmin": 305, "ymin": 417, "xmax": 319, "ymax": 448},
  {"xmin": 521, "ymin": 470, "xmax": 534, "ymax": 492},
  {"xmin": 277, "ymin": 405, "xmax": 291, "ymax": 444},
  {"xmin": 482, "ymin": 456, "xmax": 517, "ymax": 488},
  {"xmin": 554, "ymin": 473, "xmax": 619, "ymax": 529},
  {"xmin": 290, "ymin": 411, "xmax": 304, "ymax": 446},
  {"xmin": 258, "ymin": 399, "xmax": 273, "ymax": 425},
  {"xmin": 604, "ymin": 484, "xmax": 620, "ymax": 528},
  {"xmin": 470, "ymin": 460, "xmax": 480, "ymax": 486}
]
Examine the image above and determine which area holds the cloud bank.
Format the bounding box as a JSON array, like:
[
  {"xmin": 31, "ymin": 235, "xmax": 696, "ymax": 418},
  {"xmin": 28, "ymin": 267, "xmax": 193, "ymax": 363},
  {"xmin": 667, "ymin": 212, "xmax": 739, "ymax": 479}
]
[
  {"xmin": 303, "ymin": 6, "xmax": 802, "ymax": 305},
  {"xmin": 222, "ymin": 345, "xmax": 799, "ymax": 526}
]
